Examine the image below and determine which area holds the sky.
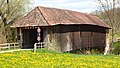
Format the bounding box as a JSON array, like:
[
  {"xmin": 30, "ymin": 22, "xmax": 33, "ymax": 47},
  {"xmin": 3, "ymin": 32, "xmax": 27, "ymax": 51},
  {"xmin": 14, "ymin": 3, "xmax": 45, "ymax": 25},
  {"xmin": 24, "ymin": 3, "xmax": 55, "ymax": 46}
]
[{"xmin": 32, "ymin": 0, "xmax": 99, "ymax": 13}]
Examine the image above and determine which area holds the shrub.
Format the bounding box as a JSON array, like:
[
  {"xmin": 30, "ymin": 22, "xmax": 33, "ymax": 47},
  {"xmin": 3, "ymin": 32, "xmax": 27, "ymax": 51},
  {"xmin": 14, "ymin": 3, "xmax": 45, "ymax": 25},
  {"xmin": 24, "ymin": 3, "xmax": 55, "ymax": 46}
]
[
  {"xmin": 91, "ymin": 49, "xmax": 100, "ymax": 54},
  {"xmin": 113, "ymin": 42, "xmax": 120, "ymax": 55},
  {"xmin": 70, "ymin": 48, "xmax": 100, "ymax": 54}
]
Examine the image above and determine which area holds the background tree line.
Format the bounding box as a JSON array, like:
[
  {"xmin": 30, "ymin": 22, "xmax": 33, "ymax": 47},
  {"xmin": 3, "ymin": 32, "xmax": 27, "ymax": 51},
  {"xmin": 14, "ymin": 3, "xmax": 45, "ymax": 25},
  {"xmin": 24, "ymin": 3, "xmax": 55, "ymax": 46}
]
[
  {"xmin": 91, "ymin": 0, "xmax": 120, "ymax": 54},
  {"xmin": 0, "ymin": 0, "xmax": 31, "ymax": 43},
  {"xmin": 91, "ymin": 0, "xmax": 120, "ymax": 42}
]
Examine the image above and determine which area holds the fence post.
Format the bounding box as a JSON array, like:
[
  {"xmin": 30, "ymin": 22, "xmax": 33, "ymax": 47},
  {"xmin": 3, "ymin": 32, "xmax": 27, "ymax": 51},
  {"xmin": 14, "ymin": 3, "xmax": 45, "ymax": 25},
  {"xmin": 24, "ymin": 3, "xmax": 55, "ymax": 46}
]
[
  {"xmin": 8, "ymin": 44, "xmax": 10, "ymax": 49},
  {"xmin": 41, "ymin": 43, "xmax": 42, "ymax": 49},
  {"xmin": 14, "ymin": 44, "xmax": 15, "ymax": 49},
  {"xmin": 34, "ymin": 43, "xmax": 37, "ymax": 52}
]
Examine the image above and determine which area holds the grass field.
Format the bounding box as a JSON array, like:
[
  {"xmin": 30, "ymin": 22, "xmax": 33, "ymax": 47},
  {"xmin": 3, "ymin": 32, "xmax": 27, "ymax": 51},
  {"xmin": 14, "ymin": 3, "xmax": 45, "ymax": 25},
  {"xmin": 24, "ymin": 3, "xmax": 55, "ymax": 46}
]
[{"xmin": 0, "ymin": 49, "xmax": 120, "ymax": 68}]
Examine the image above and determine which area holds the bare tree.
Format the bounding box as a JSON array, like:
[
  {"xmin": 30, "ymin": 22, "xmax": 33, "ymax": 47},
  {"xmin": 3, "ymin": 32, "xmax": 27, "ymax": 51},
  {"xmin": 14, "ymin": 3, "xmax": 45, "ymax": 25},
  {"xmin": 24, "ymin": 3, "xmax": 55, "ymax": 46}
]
[
  {"xmin": 95, "ymin": 0, "xmax": 120, "ymax": 54},
  {"xmin": 0, "ymin": 0, "xmax": 31, "ymax": 43}
]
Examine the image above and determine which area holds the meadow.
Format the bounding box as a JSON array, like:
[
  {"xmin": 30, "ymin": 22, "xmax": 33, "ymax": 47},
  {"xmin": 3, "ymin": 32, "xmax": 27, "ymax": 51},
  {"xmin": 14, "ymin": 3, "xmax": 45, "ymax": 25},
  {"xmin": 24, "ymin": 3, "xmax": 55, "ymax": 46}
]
[{"xmin": 0, "ymin": 49, "xmax": 120, "ymax": 68}]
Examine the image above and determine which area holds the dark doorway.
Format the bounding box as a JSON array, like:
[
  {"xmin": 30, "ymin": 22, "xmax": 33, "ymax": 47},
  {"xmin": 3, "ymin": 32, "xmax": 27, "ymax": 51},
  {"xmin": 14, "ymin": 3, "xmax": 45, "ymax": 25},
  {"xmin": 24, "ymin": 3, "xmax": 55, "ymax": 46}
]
[{"xmin": 23, "ymin": 29, "xmax": 37, "ymax": 48}]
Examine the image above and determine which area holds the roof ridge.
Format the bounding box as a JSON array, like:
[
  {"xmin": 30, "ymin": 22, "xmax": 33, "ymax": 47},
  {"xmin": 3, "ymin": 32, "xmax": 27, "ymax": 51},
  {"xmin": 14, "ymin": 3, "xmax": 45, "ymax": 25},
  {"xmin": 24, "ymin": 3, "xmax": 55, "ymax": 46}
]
[
  {"xmin": 37, "ymin": 6, "xmax": 86, "ymax": 14},
  {"xmin": 36, "ymin": 7, "xmax": 50, "ymax": 25}
]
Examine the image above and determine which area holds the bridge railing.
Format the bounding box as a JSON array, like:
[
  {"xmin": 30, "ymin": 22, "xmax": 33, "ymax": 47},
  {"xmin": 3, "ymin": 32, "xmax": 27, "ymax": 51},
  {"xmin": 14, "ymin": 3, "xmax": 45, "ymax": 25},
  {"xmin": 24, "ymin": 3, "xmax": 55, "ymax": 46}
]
[
  {"xmin": 0, "ymin": 43, "xmax": 19, "ymax": 50},
  {"xmin": 34, "ymin": 42, "xmax": 45, "ymax": 52}
]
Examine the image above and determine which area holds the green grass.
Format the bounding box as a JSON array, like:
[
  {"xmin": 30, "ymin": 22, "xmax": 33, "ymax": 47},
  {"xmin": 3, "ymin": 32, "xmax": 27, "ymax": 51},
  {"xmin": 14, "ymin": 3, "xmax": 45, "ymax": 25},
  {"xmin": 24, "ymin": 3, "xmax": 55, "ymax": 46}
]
[{"xmin": 0, "ymin": 49, "xmax": 120, "ymax": 68}]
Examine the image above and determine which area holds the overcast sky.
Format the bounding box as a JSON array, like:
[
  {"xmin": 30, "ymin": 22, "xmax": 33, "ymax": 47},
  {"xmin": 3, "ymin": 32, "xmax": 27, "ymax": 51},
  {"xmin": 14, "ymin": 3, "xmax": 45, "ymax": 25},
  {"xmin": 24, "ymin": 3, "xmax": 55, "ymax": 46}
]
[{"xmin": 32, "ymin": 0, "xmax": 98, "ymax": 13}]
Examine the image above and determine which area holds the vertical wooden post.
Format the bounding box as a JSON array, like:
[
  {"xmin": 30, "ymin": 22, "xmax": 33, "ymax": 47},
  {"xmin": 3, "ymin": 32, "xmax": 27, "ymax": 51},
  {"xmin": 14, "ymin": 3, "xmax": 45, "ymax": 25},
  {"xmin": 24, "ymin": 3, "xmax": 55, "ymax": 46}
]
[
  {"xmin": 8, "ymin": 44, "xmax": 10, "ymax": 49},
  {"xmin": 37, "ymin": 27, "xmax": 41, "ymax": 43},
  {"xmin": 104, "ymin": 30, "xmax": 110, "ymax": 55},
  {"xmin": 19, "ymin": 28, "xmax": 23, "ymax": 48},
  {"xmin": 34, "ymin": 43, "xmax": 36, "ymax": 52},
  {"xmin": 14, "ymin": 44, "xmax": 15, "ymax": 49},
  {"xmin": 37, "ymin": 27, "xmax": 41, "ymax": 49},
  {"xmin": 41, "ymin": 43, "xmax": 42, "ymax": 49}
]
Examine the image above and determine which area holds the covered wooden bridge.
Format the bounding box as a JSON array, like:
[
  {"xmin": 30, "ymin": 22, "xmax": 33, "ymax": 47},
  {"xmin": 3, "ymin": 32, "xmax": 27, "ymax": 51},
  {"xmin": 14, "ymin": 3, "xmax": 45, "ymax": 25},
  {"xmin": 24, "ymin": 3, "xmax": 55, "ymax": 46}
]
[{"xmin": 11, "ymin": 6, "xmax": 110, "ymax": 52}]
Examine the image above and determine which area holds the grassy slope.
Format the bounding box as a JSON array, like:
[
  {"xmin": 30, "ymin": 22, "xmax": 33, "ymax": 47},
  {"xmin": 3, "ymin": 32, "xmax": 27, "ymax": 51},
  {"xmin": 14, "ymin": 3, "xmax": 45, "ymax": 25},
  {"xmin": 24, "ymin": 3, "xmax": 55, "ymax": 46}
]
[{"xmin": 0, "ymin": 49, "xmax": 120, "ymax": 68}]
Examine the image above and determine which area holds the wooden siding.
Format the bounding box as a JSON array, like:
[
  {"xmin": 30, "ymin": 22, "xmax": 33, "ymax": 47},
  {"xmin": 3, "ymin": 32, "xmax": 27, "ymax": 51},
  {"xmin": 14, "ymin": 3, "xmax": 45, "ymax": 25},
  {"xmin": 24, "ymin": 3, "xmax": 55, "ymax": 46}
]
[
  {"xmin": 45, "ymin": 25, "xmax": 107, "ymax": 52},
  {"xmin": 17, "ymin": 25, "xmax": 107, "ymax": 52}
]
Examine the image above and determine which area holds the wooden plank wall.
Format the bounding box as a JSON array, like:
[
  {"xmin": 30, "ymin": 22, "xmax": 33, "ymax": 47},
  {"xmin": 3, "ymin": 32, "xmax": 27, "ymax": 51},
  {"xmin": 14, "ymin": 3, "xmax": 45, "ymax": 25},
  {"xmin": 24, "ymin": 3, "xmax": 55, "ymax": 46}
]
[{"xmin": 44, "ymin": 25, "xmax": 107, "ymax": 52}]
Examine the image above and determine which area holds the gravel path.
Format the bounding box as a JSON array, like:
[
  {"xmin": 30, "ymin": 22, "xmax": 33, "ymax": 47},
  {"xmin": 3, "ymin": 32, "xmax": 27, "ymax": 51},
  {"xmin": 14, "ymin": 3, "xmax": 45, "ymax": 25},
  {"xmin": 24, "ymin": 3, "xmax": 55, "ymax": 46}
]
[{"xmin": 0, "ymin": 49, "xmax": 32, "ymax": 53}]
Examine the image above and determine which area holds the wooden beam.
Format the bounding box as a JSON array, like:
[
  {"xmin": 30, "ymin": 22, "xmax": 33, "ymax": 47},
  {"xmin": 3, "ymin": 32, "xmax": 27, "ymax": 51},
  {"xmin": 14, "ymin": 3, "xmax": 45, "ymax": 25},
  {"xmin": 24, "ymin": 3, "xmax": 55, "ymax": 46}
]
[
  {"xmin": 104, "ymin": 30, "xmax": 110, "ymax": 55},
  {"xmin": 19, "ymin": 28, "xmax": 23, "ymax": 48}
]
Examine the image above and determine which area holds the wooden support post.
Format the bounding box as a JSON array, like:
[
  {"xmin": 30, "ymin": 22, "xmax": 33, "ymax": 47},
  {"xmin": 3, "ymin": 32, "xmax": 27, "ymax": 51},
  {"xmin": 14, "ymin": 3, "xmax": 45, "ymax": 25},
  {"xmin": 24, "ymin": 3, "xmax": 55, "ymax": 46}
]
[
  {"xmin": 19, "ymin": 28, "xmax": 23, "ymax": 48},
  {"xmin": 41, "ymin": 43, "xmax": 42, "ymax": 49},
  {"xmin": 8, "ymin": 44, "xmax": 10, "ymax": 49},
  {"xmin": 37, "ymin": 27, "xmax": 41, "ymax": 44},
  {"xmin": 14, "ymin": 44, "xmax": 15, "ymax": 49},
  {"xmin": 34, "ymin": 43, "xmax": 37, "ymax": 52},
  {"xmin": 104, "ymin": 31, "xmax": 110, "ymax": 55}
]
